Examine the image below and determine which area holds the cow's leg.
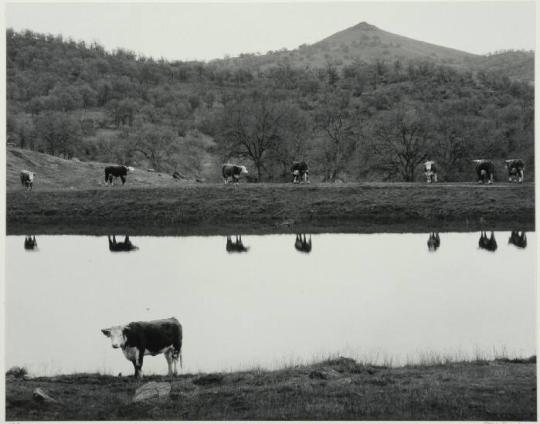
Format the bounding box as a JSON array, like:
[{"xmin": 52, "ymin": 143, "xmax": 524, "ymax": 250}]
[
  {"xmin": 488, "ymin": 173, "xmax": 493, "ymax": 184},
  {"xmin": 519, "ymin": 169, "xmax": 524, "ymax": 183},
  {"xmin": 121, "ymin": 175, "xmax": 126, "ymax": 184},
  {"xmin": 165, "ymin": 351, "xmax": 173, "ymax": 376}
]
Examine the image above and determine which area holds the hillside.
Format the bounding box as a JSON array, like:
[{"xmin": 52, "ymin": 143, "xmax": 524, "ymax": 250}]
[{"xmin": 7, "ymin": 148, "xmax": 189, "ymax": 191}]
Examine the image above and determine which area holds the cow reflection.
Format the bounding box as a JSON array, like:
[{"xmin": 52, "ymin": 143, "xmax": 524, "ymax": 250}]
[
  {"xmin": 24, "ymin": 236, "xmax": 38, "ymax": 250},
  {"xmin": 295, "ymin": 234, "xmax": 312, "ymax": 253},
  {"xmin": 508, "ymin": 231, "xmax": 527, "ymax": 249},
  {"xmin": 427, "ymin": 232, "xmax": 440, "ymax": 252},
  {"xmin": 226, "ymin": 235, "xmax": 249, "ymax": 253},
  {"xmin": 478, "ymin": 231, "xmax": 497, "ymax": 252},
  {"xmin": 108, "ymin": 235, "xmax": 138, "ymax": 252}
]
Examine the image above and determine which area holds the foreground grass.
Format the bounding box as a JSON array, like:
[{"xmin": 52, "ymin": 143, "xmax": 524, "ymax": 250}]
[
  {"xmin": 5, "ymin": 357, "xmax": 536, "ymax": 420},
  {"xmin": 7, "ymin": 182, "xmax": 535, "ymax": 235}
]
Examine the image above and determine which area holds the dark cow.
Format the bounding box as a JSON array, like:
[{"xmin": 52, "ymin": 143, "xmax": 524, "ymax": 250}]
[
  {"xmin": 20, "ymin": 170, "xmax": 35, "ymax": 191},
  {"xmin": 427, "ymin": 232, "xmax": 440, "ymax": 251},
  {"xmin": 226, "ymin": 235, "xmax": 249, "ymax": 253},
  {"xmin": 222, "ymin": 164, "xmax": 248, "ymax": 184},
  {"xmin": 105, "ymin": 165, "xmax": 133, "ymax": 185},
  {"xmin": 508, "ymin": 231, "xmax": 527, "ymax": 249},
  {"xmin": 505, "ymin": 159, "xmax": 525, "ymax": 183},
  {"xmin": 423, "ymin": 161, "xmax": 438, "ymax": 183},
  {"xmin": 291, "ymin": 161, "xmax": 310, "ymax": 184},
  {"xmin": 108, "ymin": 235, "xmax": 138, "ymax": 252},
  {"xmin": 102, "ymin": 317, "xmax": 183, "ymax": 378},
  {"xmin": 473, "ymin": 160, "xmax": 495, "ymax": 184},
  {"xmin": 478, "ymin": 231, "xmax": 497, "ymax": 252},
  {"xmin": 24, "ymin": 236, "xmax": 38, "ymax": 250},
  {"xmin": 294, "ymin": 234, "xmax": 312, "ymax": 253}
]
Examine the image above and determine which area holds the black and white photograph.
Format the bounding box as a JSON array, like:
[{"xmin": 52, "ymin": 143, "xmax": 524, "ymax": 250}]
[{"xmin": 2, "ymin": 1, "xmax": 537, "ymax": 420}]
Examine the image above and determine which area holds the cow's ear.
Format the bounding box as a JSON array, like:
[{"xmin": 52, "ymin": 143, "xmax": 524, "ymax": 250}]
[{"xmin": 101, "ymin": 328, "xmax": 111, "ymax": 337}]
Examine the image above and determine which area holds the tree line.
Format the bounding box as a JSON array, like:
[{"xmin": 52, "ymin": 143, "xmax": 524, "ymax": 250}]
[{"xmin": 6, "ymin": 29, "xmax": 534, "ymax": 182}]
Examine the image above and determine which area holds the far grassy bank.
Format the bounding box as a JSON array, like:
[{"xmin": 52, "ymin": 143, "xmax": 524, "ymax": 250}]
[
  {"xmin": 6, "ymin": 182, "xmax": 535, "ymax": 235},
  {"xmin": 5, "ymin": 356, "xmax": 536, "ymax": 420}
]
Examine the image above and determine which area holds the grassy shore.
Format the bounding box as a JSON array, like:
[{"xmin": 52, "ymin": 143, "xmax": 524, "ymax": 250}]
[
  {"xmin": 5, "ymin": 356, "xmax": 536, "ymax": 420},
  {"xmin": 6, "ymin": 182, "xmax": 535, "ymax": 235}
]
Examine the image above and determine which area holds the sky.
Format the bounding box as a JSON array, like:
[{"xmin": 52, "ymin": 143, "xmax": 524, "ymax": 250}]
[{"xmin": 5, "ymin": 1, "xmax": 536, "ymax": 61}]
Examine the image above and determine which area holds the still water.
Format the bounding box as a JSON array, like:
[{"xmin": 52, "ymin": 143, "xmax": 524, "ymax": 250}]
[{"xmin": 6, "ymin": 232, "xmax": 536, "ymax": 376}]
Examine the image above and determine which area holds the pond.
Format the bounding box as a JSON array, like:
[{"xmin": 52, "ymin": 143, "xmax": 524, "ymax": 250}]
[{"xmin": 5, "ymin": 232, "xmax": 536, "ymax": 377}]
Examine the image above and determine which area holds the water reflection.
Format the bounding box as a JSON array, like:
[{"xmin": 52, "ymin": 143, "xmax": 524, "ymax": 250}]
[
  {"xmin": 108, "ymin": 235, "xmax": 138, "ymax": 252},
  {"xmin": 24, "ymin": 236, "xmax": 38, "ymax": 251},
  {"xmin": 509, "ymin": 231, "xmax": 527, "ymax": 249},
  {"xmin": 226, "ymin": 235, "xmax": 249, "ymax": 253},
  {"xmin": 295, "ymin": 234, "xmax": 312, "ymax": 253},
  {"xmin": 478, "ymin": 231, "xmax": 497, "ymax": 252},
  {"xmin": 427, "ymin": 232, "xmax": 440, "ymax": 252}
]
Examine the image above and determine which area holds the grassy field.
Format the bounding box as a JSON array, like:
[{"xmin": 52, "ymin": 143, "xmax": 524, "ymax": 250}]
[{"xmin": 5, "ymin": 357, "xmax": 536, "ymax": 420}]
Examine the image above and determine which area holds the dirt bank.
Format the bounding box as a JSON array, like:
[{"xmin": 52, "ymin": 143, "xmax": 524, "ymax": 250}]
[
  {"xmin": 6, "ymin": 182, "xmax": 535, "ymax": 235},
  {"xmin": 5, "ymin": 357, "xmax": 536, "ymax": 420}
]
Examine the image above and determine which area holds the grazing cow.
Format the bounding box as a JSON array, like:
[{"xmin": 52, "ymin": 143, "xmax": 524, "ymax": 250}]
[
  {"xmin": 226, "ymin": 235, "xmax": 249, "ymax": 253},
  {"xmin": 222, "ymin": 164, "xmax": 248, "ymax": 184},
  {"xmin": 101, "ymin": 317, "xmax": 183, "ymax": 379},
  {"xmin": 427, "ymin": 232, "xmax": 440, "ymax": 251},
  {"xmin": 424, "ymin": 161, "xmax": 438, "ymax": 183},
  {"xmin": 291, "ymin": 161, "xmax": 310, "ymax": 184},
  {"xmin": 105, "ymin": 165, "xmax": 133, "ymax": 185},
  {"xmin": 508, "ymin": 231, "xmax": 527, "ymax": 249},
  {"xmin": 20, "ymin": 170, "xmax": 35, "ymax": 191},
  {"xmin": 24, "ymin": 236, "xmax": 38, "ymax": 250},
  {"xmin": 505, "ymin": 159, "xmax": 525, "ymax": 183},
  {"xmin": 478, "ymin": 231, "xmax": 497, "ymax": 252},
  {"xmin": 473, "ymin": 160, "xmax": 495, "ymax": 184},
  {"xmin": 108, "ymin": 235, "xmax": 138, "ymax": 252},
  {"xmin": 294, "ymin": 234, "xmax": 312, "ymax": 253}
]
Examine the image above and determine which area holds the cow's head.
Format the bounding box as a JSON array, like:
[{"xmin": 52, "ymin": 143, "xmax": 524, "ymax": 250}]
[
  {"xmin": 239, "ymin": 166, "xmax": 248, "ymax": 175},
  {"xmin": 101, "ymin": 325, "xmax": 130, "ymax": 349},
  {"xmin": 127, "ymin": 166, "xmax": 135, "ymax": 172},
  {"xmin": 424, "ymin": 161, "xmax": 434, "ymax": 171}
]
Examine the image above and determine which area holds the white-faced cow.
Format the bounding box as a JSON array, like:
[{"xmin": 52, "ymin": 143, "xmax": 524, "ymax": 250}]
[
  {"xmin": 20, "ymin": 170, "xmax": 35, "ymax": 191},
  {"xmin": 101, "ymin": 317, "xmax": 183, "ymax": 378},
  {"xmin": 427, "ymin": 232, "xmax": 440, "ymax": 251},
  {"xmin": 105, "ymin": 165, "xmax": 133, "ymax": 185},
  {"xmin": 222, "ymin": 164, "xmax": 248, "ymax": 184},
  {"xmin": 423, "ymin": 161, "xmax": 438, "ymax": 183},
  {"xmin": 291, "ymin": 161, "xmax": 310, "ymax": 183},
  {"xmin": 508, "ymin": 231, "xmax": 527, "ymax": 249},
  {"xmin": 505, "ymin": 159, "xmax": 525, "ymax": 183},
  {"xmin": 226, "ymin": 235, "xmax": 249, "ymax": 253},
  {"xmin": 295, "ymin": 234, "xmax": 312, "ymax": 253},
  {"xmin": 478, "ymin": 231, "xmax": 497, "ymax": 252},
  {"xmin": 473, "ymin": 160, "xmax": 495, "ymax": 184}
]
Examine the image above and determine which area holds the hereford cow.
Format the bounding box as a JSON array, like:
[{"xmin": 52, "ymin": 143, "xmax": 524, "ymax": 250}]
[
  {"xmin": 505, "ymin": 159, "xmax": 524, "ymax": 183},
  {"xmin": 478, "ymin": 231, "xmax": 497, "ymax": 252},
  {"xmin": 20, "ymin": 170, "xmax": 35, "ymax": 190},
  {"xmin": 108, "ymin": 235, "xmax": 138, "ymax": 252},
  {"xmin": 473, "ymin": 160, "xmax": 495, "ymax": 184},
  {"xmin": 294, "ymin": 234, "xmax": 312, "ymax": 253},
  {"xmin": 105, "ymin": 165, "xmax": 133, "ymax": 185},
  {"xmin": 427, "ymin": 232, "xmax": 440, "ymax": 251},
  {"xmin": 222, "ymin": 164, "xmax": 248, "ymax": 184},
  {"xmin": 424, "ymin": 161, "xmax": 438, "ymax": 183},
  {"xmin": 508, "ymin": 231, "xmax": 527, "ymax": 249},
  {"xmin": 24, "ymin": 236, "xmax": 38, "ymax": 250},
  {"xmin": 101, "ymin": 317, "xmax": 183, "ymax": 378},
  {"xmin": 226, "ymin": 235, "xmax": 249, "ymax": 253},
  {"xmin": 291, "ymin": 161, "xmax": 310, "ymax": 183}
]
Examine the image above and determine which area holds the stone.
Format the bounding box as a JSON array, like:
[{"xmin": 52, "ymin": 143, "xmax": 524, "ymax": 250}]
[
  {"xmin": 133, "ymin": 381, "xmax": 171, "ymax": 403},
  {"xmin": 33, "ymin": 388, "xmax": 60, "ymax": 404}
]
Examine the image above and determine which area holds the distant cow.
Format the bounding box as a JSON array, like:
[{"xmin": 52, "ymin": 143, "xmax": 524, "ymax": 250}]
[
  {"xmin": 222, "ymin": 164, "xmax": 248, "ymax": 184},
  {"xmin": 427, "ymin": 232, "xmax": 440, "ymax": 251},
  {"xmin": 291, "ymin": 161, "xmax": 310, "ymax": 184},
  {"xmin": 508, "ymin": 231, "xmax": 527, "ymax": 249},
  {"xmin": 478, "ymin": 231, "xmax": 497, "ymax": 252},
  {"xmin": 294, "ymin": 234, "xmax": 312, "ymax": 253},
  {"xmin": 105, "ymin": 165, "xmax": 133, "ymax": 185},
  {"xmin": 226, "ymin": 235, "xmax": 249, "ymax": 253},
  {"xmin": 24, "ymin": 236, "xmax": 38, "ymax": 250},
  {"xmin": 424, "ymin": 161, "xmax": 438, "ymax": 183},
  {"xmin": 108, "ymin": 235, "xmax": 138, "ymax": 252},
  {"xmin": 102, "ymin": 317, "xmax": 183, "ymax": 378},
  {"xmin": 505, "ymin": 159, "xmax": 524, "ymax": 183},
  {"xmin": 20, "ymin": 170, "xmax": 35, "ymax": 190},
  {"xmin": 473, "ymin": 160, "xmax": 495, "ymax": 184}
]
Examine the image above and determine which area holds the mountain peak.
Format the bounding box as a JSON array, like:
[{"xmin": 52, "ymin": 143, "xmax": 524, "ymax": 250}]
[{"xmin": 353, "ymin": 21, "xmax": 378, "ymax": 31}]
